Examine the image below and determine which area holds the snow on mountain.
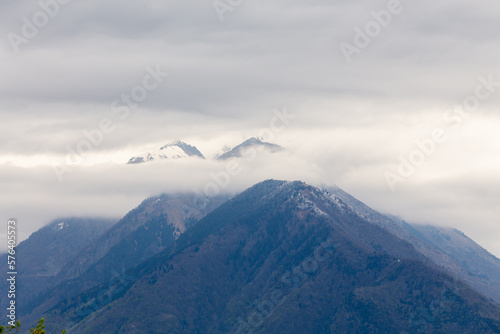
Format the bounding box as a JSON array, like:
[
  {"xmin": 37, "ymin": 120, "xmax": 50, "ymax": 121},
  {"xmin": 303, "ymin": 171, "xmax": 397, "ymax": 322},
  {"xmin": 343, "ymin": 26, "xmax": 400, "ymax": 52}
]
[
  {"xmin": 217, "ymin": 137, "xmax": 284, "ymax": 160},
  {"xmin": 54, "ymin": 222, "xmax": 67, "ymax": 230},
  {"xmin": 127, "ymin": 141, "xmax": 205, "ymax": 164}
]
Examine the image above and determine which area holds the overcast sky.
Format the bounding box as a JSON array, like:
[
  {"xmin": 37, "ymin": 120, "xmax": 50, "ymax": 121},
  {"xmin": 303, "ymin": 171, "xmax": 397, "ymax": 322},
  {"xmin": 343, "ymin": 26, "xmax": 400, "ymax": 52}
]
[{"xmin": 1, "ymin": 0, "xmax": 500, "ymax": 256}]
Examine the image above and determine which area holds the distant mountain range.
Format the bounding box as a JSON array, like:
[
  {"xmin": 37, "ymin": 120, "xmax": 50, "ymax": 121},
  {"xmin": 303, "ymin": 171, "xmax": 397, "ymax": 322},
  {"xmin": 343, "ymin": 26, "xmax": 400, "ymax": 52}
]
[
  {"xmin": 4, "ymin": 180, "xmax": 500, "ymax": 333},
  {"xmin": 127, "ymin": 137, "xmax": 283, "ymax": 164},
  {"xmin": 38, "ymin": 180, "xmax": 500, "ymax": 334}
]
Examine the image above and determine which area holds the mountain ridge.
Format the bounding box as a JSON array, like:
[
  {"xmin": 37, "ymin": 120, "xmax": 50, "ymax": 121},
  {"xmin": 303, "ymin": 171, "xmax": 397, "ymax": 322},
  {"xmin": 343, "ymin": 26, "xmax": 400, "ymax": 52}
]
[
  {"xmin": 18, "ymin": 193, "xmax": 231, "ymax": 327},
  {"xmin": 327, "ymin": 185, "xmax": 500, "ymax": 306},
  {"xmin": 217, "ymin": 137, "xmax": 284, "ymax": 161},
  {"xmin": 0, "ymin": 217, "xmax": 116, "ymax": 318},
  {"xmin": 38, "ymin": 180, "xmax": 500, "ymax": 333},
  {"xmin": 128, "ymin": 140, "xmax": 205, "ymax": 164}
]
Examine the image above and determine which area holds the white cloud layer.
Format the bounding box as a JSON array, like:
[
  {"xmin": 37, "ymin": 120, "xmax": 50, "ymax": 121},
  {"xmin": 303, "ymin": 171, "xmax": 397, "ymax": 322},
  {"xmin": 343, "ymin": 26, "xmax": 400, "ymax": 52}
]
[{"xmin": 0, "ymin": 0, "xmax": 499, "ymax": 256}]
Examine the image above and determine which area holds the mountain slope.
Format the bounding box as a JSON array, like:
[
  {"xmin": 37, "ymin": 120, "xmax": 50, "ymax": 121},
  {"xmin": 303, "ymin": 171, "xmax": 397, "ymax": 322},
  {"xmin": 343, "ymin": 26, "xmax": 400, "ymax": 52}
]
[
  {"xmin": 328, "ymin": 186, "xmax": 500, "ymax": 306},
  {"xmin": 48, "ymin": 180, "xmax": 500, "ymax": 333},
  {"xmin": 217, "ymin": 137, "xmax": 283, "ymax": 160},
  {"xmin": 0, "ymin": 218, "xmax": 116, "ymax": 318},
  {"xmin": 409, "ymin": 224, "xmax": 500, "ymax": 305},
  {"xmin": 128, "ymin": 140, "xmax": 205, "ymax": 164},
  {"xmin": 21, "ymin": 193, "xmax": 230, "ymax": 327}
]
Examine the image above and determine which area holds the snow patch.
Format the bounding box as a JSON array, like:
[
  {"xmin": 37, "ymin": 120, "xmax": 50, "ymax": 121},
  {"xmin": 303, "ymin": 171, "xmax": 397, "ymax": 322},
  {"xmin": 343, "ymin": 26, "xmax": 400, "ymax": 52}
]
[
  {"xmin": 55, "ymin": 222, "xmax": 67, "ymax": 230},
  {"xmin": 295, "ymin": 193, "xmax": 328, "ymax": 217}
]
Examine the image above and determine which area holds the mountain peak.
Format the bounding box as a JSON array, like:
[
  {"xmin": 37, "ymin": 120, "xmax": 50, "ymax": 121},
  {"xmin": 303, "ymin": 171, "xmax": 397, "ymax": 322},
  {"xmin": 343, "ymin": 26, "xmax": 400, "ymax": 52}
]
[
  {"xmin": 241, "ymin": 137, "xmax": 263, "ymax": 145},
  {"xmin": 217, "ymin": 137, "xmax": 284, "ymax": 160},
  {"xmin": 128, "ymin": 140, "xmax": 205, "ymax": 164}
]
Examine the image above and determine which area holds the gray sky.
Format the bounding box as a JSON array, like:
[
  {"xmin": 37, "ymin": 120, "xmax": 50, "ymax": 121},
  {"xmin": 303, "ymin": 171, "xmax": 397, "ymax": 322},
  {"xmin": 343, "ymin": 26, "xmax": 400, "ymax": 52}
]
[{"xmin": 1, "ymin": 0, "xmax": 500, "ymax": 256}]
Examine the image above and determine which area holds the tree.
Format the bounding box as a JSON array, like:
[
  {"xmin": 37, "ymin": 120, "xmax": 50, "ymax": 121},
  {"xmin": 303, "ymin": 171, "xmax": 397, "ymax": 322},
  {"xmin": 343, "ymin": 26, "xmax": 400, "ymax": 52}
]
[{"xmin": 0, "ymin": 318, "xmax": 66, "ymax": 334}]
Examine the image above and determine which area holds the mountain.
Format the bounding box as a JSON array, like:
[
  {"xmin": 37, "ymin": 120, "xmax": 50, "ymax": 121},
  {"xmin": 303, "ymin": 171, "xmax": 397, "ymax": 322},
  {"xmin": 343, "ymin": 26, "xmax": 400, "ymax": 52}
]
[
  {"xmin": 19, "ymin": 192, "xmax": 230, "ymax": 327},
  {"xmin": 128, "ymin": 140, "xmax": 205, "ymax": 164},
  {"xmin": 408, "ymin": 224, "xmax": 500, "ymax": 305},
  {"xmin": 0, "ymin": 218, "xmax": 116, "ymax": 316},
  {"xmin": 42, "ymin": 180, "xmax": 500, "ymax": 333},
  {"xmin": 327, "ymin": 186, "xmax": 500, "ymax": 305},
  {"xmin": 217, "ymin": 137, "xmax": 283, "ymax": 160}
]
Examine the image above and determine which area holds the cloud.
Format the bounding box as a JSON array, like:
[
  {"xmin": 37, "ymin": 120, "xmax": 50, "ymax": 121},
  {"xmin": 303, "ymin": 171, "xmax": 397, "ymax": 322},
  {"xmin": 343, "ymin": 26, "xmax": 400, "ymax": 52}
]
[{"xmin": 1, "ymin": 0, "xmax": 500, "ymax": 256}]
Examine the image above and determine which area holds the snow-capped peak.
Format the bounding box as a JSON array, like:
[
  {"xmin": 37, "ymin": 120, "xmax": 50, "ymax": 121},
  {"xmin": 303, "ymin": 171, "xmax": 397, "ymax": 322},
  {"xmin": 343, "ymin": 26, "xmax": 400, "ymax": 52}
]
[
  {"xmin": 128, "ymin": 141, "xmax": 205, "ymax": 164},
  {"xmin": 217, "ymin": 137, "xmax": 284, "ymax": 160}
]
